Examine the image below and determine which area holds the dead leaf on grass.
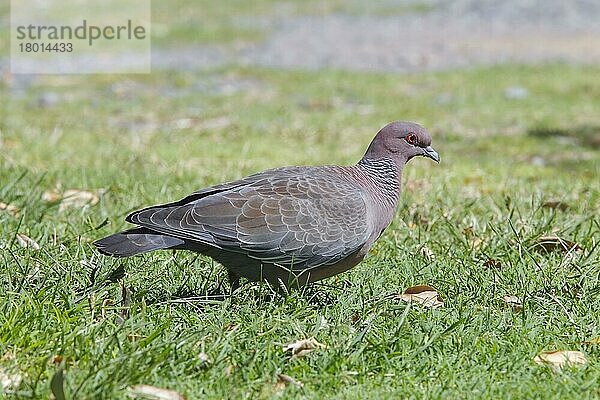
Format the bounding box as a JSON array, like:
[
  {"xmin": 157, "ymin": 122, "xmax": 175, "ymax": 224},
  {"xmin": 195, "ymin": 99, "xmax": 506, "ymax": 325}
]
[
  {"xmin": 59, "ymin": 189, "xmax": 103, "ymax": 211},
  {"xmin": 274, "ymin": 373, "xmax": 303, "ymax": 390},
  {"xmin": 463, "ymin": 227, "xmax": 484, "ymax": 249},
  {"xmin": 501, "ymin": 295, "xmax": 523, "ymax": 311},
  {"xmin": 463, "ymin": 226, "xmax": 475, "ymax": 238},
  {"xmin": 283, "ymin": 338, "xmax": 326, "ymax": 358},
  {"xmin": 533, "ymin": 236, "xmax": 583, "ymax": 253},
  {"xmin": 51, "ymin": 355, "xmax": 74, "ymax": 367},
  {"xmin": 0, "ymin": 368, "xmax": 22, "ymax": 391},
  {"xmin": 42, "ymin": 188, "xmax": 105, "ymax": 211},
  {"xmin": 397, "ymin": 285, "xmax": 443, "ymax": 309},
  {"xmin": 471, "ymin": 237, "xmax": 485, "ymax": 250},
  {"xmin": 533, "ymin": 350, "xmax": 587, "ymax": 371},
  {"xmin": 0, "ymin": 202, "xmax": 20, "ymax": 217},
  {"xmin": 16, "ymin": 233, "xmax": 40, "ymax": 250},
  {"xmin": 42, "ymin": 189, "xmax": 62, "ymax": 203},
  {"xmin": 127, "ymin": 384, "xmax": 186, "ymax": 400}
]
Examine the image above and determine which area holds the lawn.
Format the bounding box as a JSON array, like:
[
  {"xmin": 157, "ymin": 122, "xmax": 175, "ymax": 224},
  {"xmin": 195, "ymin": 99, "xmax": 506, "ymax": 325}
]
[
  {"xmin": 1, "ymin": 62, "xmax": 599, "ymax": 399},
  {"xmin": 2, "ymin": 0, "xmax": 600, "ymax": 395}
]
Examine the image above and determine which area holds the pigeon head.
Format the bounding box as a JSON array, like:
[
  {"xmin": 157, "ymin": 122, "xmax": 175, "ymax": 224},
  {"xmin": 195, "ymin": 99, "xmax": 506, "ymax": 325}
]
[{"xmin": 363, "ymin": 120, "xmax": 440, "ymax": 165}]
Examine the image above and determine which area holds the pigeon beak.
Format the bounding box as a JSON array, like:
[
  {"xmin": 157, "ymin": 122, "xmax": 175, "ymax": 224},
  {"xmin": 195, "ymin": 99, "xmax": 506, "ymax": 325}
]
[{"xmin": 422, "ymin": 146, "xmax": 440, "ymax": 163}]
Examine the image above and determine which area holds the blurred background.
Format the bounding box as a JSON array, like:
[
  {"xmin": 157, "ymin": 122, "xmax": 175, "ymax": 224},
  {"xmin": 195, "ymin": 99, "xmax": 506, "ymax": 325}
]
[{"xmin": 1, "ymin": 0, "xmax": 599, "ymax": 184}]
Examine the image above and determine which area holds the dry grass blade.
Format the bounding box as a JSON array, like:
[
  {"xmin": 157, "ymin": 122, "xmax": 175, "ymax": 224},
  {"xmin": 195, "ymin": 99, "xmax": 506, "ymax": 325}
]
[
  {"xmin": 582, "ymin": 338, "xmax": 600, "ymax": 345},
  {"xmin": 283, "ymin": 338, "xmax": 326, "ymax": 358},
  {"xmin": 127, "ymin": 384, "xmax": 186, "ymax": 400},
  {"xmin": 533, "ymin": 350, "xmax": 587, "ymax": 371},
  {"xmin": 398, "ymin": 285, "xmax": 443, "ymax": 309},
  {"xmin": 117, "ymin": 283, "xmax": 131, "ymax": 325},
  {"xmin": 274, "ymin": 373, "xmax": 304, "ymax": 390},
  {"xmin": 533, "ymin": 236, "xmax": 583, "ymax": 253},
  {"xmin": 16, "ymin": 233, "xmax": 40, "ymax": 250},
  {"xmin": 542, "ymin": 201, "xmax": 570, "ymax": 211}
]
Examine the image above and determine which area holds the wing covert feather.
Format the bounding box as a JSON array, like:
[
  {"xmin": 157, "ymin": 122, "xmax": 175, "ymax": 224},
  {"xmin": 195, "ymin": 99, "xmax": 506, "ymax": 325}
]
[{"xmin": 127, "ymin": 167, "xmax": 370, "ymax": 271}]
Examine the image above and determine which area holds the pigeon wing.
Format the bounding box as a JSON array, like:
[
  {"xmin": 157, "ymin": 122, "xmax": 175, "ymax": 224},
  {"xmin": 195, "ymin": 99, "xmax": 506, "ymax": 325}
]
[{"xmin": 127, "ymin": 168, "xmax": 370, "ymax": 271}]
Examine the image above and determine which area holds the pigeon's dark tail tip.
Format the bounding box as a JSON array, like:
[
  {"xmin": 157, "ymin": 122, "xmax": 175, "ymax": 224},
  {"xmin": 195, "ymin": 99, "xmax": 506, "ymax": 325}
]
[
  {"xmin": 93, "ymin": 234, "xmax": 140, "ymax": 257},
  {"xmin": 93, "ymin": 227, "xmax": 186, "ymax": 257}
]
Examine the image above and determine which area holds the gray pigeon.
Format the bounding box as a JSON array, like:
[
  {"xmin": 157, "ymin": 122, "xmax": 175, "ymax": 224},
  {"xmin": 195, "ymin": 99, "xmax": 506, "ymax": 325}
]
[{"xmin": 94, "ymin": 121, "xmax": 439, "ymax": 289}]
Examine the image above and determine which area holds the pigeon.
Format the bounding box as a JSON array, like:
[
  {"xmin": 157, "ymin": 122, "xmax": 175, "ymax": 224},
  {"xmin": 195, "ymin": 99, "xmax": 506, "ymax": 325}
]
[{"xmin": 94, "ymin": 121, "xmax": 439, "ymax": 289}]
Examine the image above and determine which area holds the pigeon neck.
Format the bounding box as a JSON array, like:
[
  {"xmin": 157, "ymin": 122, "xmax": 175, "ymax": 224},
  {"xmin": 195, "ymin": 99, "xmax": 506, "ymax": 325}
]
[
  {"xmin": 358, "ymin": 156, "xmax": 402, "ymax": 176},
  {"xmin": 356, "ymin": 156, "xmax": 402, "ymax": 208}
]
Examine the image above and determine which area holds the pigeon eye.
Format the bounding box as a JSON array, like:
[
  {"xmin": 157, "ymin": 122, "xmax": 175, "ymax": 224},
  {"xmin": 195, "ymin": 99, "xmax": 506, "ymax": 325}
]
[{"xmin": 406, "ymin": 133, "xmax": 417, "ymax": 145}]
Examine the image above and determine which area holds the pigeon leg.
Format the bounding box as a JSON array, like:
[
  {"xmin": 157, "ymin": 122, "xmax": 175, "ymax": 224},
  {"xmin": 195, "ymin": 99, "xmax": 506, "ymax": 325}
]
[{"xmin": 228, "ymin": 270, "xmax": 241, "ymax": 293}]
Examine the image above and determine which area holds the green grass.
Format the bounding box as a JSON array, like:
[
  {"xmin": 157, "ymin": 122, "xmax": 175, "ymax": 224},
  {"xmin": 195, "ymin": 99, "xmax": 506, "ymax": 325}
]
[{"xmin": 1, "ymin": 64, "xmax": 599, "ymax": 399}]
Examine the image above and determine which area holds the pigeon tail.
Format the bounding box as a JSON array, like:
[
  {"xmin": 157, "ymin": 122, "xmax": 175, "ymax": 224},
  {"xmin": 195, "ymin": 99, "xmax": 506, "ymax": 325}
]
[{"xmin": 93, "ymin": 227, "xmax": 185, "ymax": 257}]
